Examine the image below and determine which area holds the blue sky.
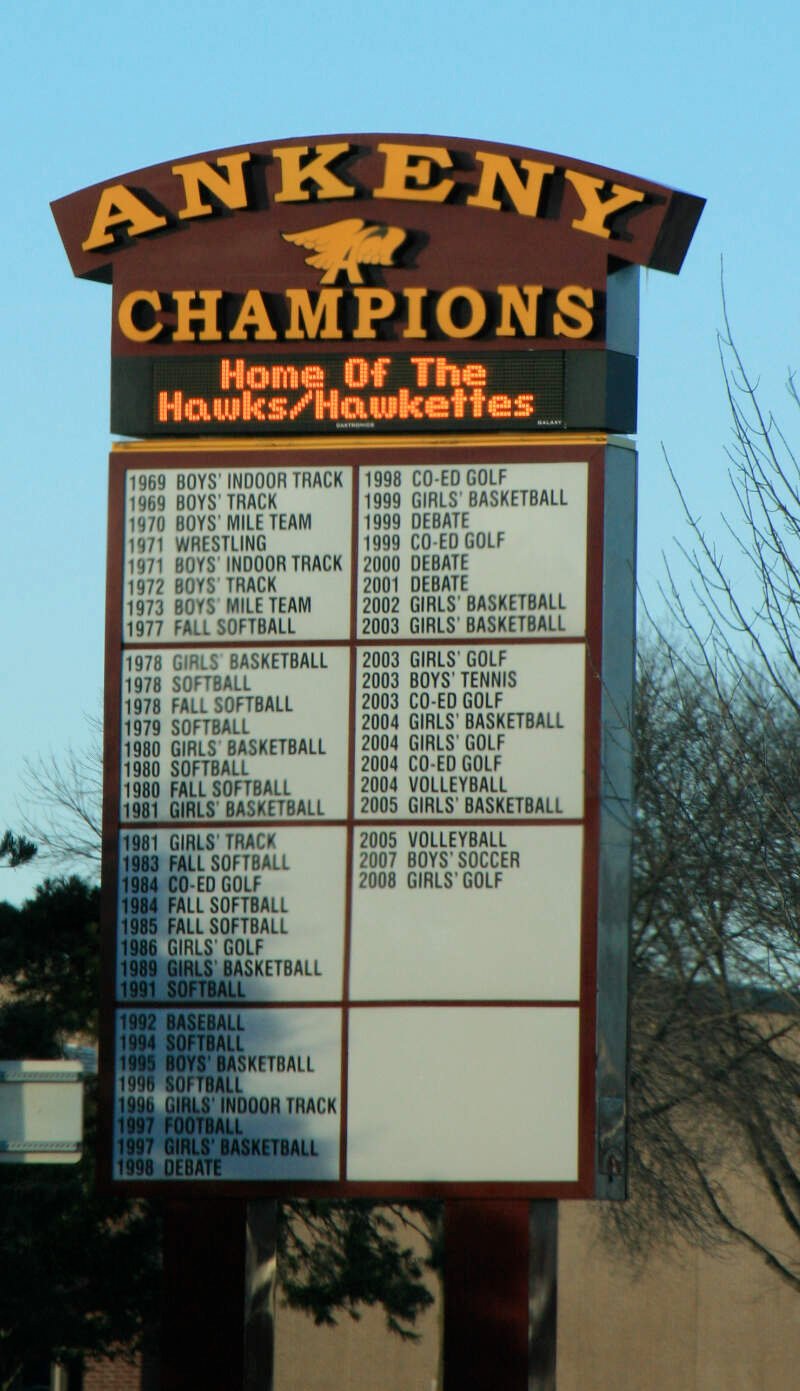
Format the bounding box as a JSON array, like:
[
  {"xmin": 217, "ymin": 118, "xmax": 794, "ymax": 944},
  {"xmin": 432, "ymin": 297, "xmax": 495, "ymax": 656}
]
[{"xmin": 2, "ymin": 0, "xmax": 798, "ymax": 903}]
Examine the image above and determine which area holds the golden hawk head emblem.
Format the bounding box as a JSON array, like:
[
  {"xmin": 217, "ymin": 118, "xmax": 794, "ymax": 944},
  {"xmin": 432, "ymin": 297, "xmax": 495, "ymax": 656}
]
[{"xmin": 281, "ymin": 218, "xmax": 407, "ymax": 285}]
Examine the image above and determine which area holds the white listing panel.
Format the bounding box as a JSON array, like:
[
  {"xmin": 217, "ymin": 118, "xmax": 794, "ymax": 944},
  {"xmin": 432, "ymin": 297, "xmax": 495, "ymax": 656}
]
[
  {"xmin": 116, "ymin": 826, "xmax": 347, "ymax": 1004},
  {"xmin": 114, "ymin": 1007, "xmax": 342, "ymax": 1182},
  {"xmin": 357, "ymin": 459, "xmax": 588, "ymax": 640},
  {"xmin": 350, "ymin": 825, "xmax": 583, "ymax": 1000},
  {"xmin": 123, "ymin": 464, "xmax": 352, "ymax": 644},
  {"xmin": 120, "ymin": 647, "xmax": 350, "ymax": 824},
  {"xmin": 108, "ymin": 443, "xmax": 603, "ymax": 1193},
  {"xmin": 354, "ymin": 643, "xmax": 586, "ymax": 820}
]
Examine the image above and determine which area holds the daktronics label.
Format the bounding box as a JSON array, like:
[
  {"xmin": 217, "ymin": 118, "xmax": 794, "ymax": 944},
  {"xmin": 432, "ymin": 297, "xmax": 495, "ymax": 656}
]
[{"xmin": 113, "ymin": 351, "xmax": 566, "ymax": 437}]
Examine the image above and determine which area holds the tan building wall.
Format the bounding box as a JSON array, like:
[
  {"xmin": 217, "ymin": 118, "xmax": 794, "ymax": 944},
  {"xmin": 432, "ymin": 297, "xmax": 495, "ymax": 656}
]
[
  {"xmin": 558, "ymin": 1180, "xmax": 800, "ymax": 1391},
  {"xmin": 274, "ymin": 1175, "xmax": 800, "ymax": 1391},
  {"xmin": 273, "ymin": 1213, "xmax": 441, "ymax": 1391},
  {"xmin": 275, "ymin": 1300, "xmax": 440, "ymax": 1391},
  {"xmin": 83, "ymin": 1174, "xmax": 800, "ymax": 1390}
]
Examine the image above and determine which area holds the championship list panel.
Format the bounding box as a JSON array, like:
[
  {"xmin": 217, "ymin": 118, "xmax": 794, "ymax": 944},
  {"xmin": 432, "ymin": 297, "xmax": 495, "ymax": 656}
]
[{"xmin": 108, "ymin": 447, "xmax": 598, "ymax": 1189}]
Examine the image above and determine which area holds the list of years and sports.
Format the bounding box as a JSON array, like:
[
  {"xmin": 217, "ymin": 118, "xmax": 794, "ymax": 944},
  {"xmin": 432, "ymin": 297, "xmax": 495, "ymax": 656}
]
[{"xmin": 110, "ymin": 452, "xmax": 593, "ymax": 1185}]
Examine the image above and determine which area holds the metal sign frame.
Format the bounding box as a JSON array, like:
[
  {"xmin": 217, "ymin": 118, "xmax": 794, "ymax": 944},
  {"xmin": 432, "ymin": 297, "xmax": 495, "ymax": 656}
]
[{"xmin": 97, "ymin": 432, "xmax": 635, "ymax": 1198}]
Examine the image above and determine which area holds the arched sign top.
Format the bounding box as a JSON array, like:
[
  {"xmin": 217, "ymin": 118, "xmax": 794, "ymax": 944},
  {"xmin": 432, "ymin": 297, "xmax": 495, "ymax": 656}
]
[
  {"xmin": 52, "ymin": 136, "xmax": 703, "ymax": 435},
  {"xmin": 52, "ymin": 133, "xmax": 704, "ymax": 285}
]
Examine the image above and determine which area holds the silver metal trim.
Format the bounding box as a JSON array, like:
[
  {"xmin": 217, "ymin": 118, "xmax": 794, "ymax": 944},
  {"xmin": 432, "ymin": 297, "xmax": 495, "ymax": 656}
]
[
  {"xmin": 595, "ymin": 442, "xmax": 637, "ymax": 1198},
  {"xmin": 0, "ymin": 1140, "xmax": 82, "ymax": 1152},
  {"xmin": 0, "ymin": 1070, "xmax": 83, "ymax": 1083}
]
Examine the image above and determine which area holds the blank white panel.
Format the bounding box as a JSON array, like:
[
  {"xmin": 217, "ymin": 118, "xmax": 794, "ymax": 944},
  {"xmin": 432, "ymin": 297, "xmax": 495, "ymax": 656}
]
[{"xmin": 346, "ymin": 1007, "xmax": 580, "ymax": 1181}]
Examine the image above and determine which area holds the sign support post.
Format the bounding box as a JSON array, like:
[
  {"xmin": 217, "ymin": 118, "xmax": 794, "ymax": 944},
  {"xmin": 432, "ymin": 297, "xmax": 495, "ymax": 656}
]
[
  {"xmin": 160, "ymin": 1198, "xmax": 247, "ymax": 1391},
  {"xmin": 443, "ymin": 1199, "xmax": 531, "ymax": 1391}
]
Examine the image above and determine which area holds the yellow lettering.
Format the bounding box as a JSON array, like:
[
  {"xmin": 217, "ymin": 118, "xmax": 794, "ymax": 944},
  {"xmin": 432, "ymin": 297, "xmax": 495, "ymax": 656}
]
[
  {"xmin": 564, "ymin": 171, "xmax": 645, "ymax": 239},
  {"xmin": 468, "ymin": 154, "xmax": 554, "ymax": 215},
  {"xmin": 284, "ymin": 289, "xmax": 343, "ymax": 339},
  {"xmin": 273, "ymin": 144, "xmax": 355, "ymax": 203},
  {"xmin": 402, "ymin": 287, "xmax": 429, "ymax": 339},
  {"xmin": 172, "ymin": 290, "xmax": 223, "ymax": 342},
  {"xmin": 496, "ymin": 285, "xmax": 543, "ymax": 337},
  {"xmin": 435, "ymin": 287, "xmax": 486, "ymax": 338},
  {"xmin": 553, "ymin": 286, "xmax": 595, "ymax": 338},
  {"xmin": 374, "ymin": 143, "xmax": 455, "ymax": 203},
  {"xmin": 118, "ymin": 289, "xmax": 164, "ymax": 342},
  {"xmin": 229, "ymin": 290, "xmax": 278, "ymax": 341},
  {"xmin": 81, "ymin": 185, "xmax": 167, "ymax": 252},
  {"xmin": 173, "ymin": 153, "xmax": 252, "ymax": 220},
  {"xmin": 352, "ymin": 289, "xmax": 396, "ymax": 340}
]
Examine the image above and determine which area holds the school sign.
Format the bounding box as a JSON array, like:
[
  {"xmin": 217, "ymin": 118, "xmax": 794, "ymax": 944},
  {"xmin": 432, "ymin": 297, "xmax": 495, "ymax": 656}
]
[{"xmin": 53, "ymin": 135, "xmax": 702, "ymax": 1197}]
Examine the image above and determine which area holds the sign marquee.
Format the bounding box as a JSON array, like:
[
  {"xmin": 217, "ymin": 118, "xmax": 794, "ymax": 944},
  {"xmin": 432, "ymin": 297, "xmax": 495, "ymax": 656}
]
[
  {"xmin": 53, "ymin": 134, "xmax": 702, "ymax": 438},
  {"xmin": 53, "ymin": 137, "xmax": 702, "ymax": 284},
  {"xmin": 111, "ymin": 349, "xmax": 637, "ymax": 438},
  {"xmin": 52, "ymin": 135, "xmax": 702, "ymax": 1197}
]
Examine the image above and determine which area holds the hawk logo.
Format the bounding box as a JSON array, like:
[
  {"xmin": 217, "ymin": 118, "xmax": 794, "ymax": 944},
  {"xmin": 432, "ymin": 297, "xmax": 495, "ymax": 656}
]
[{"xmin": 281, "ymin": 218, "xmax": 407, "ymax": 285}]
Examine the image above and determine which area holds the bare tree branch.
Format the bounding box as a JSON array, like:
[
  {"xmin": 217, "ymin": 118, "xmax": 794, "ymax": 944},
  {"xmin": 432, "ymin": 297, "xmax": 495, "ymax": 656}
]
[
  {"xmin": 17, "ymin": 713, "xmax": 102, "ymax": 873},
  {"xmin": 606, "ymin": 301, "xmax": 800, "ymax": 1288}
]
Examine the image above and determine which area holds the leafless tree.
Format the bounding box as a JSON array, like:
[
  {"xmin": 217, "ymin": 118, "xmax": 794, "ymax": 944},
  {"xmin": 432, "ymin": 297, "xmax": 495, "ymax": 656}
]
[
  {"xmin": 606, "ymin": 302, "xmax": 800, "ymax": 1285},
  {"xmin": 17, "ymin": 712, "xmax": 102, "ymax": 873},
  {"xmin": 664, "ymin": 289, "xmax": 800, "ymax": 710},
  {"xmin": 607, "ymin": 640, "xmax": 800, "ymax": 1287}
]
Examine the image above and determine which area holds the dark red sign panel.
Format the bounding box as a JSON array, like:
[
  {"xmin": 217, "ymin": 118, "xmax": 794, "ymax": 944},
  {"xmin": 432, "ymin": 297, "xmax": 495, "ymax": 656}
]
[{"xmin": 52, "ymin": 135, "xmax": 703, "ymax": 386}]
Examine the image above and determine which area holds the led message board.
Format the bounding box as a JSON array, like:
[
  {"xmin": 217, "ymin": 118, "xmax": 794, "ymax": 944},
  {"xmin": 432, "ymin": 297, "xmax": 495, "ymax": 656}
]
[
  {"xmin": 52, "ymin": 135, "xmax": 702, "ymax": 1197},
  {"xmin": 110, "ymin": 349, "xmax": 637, "ymax": 438}
]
